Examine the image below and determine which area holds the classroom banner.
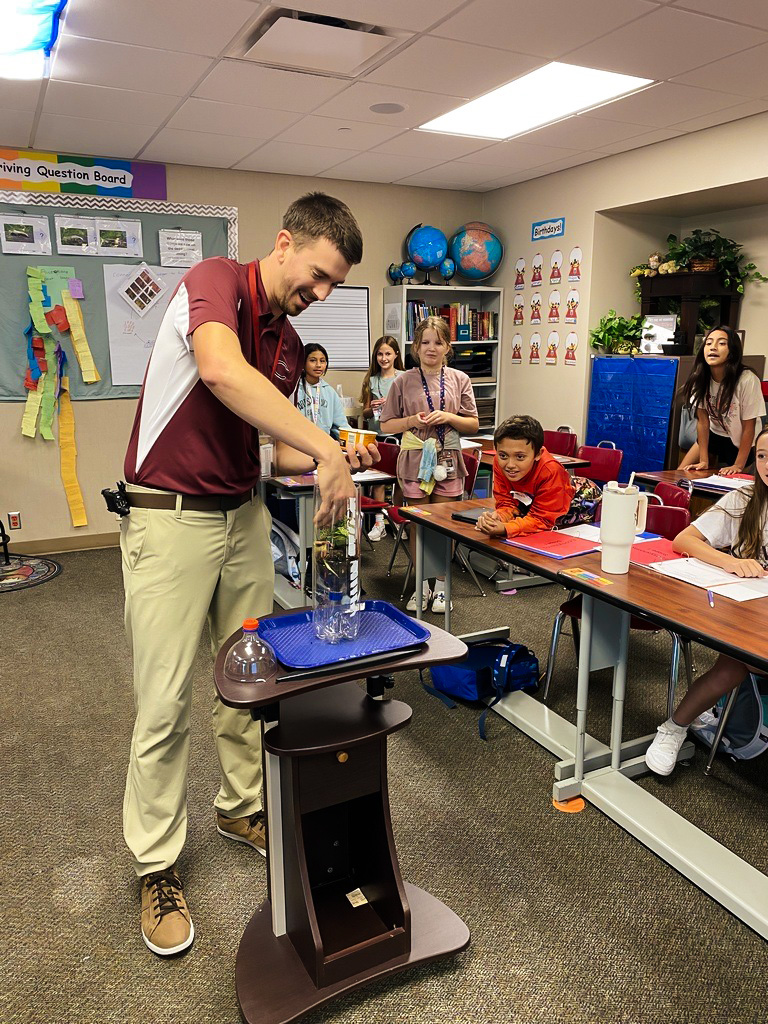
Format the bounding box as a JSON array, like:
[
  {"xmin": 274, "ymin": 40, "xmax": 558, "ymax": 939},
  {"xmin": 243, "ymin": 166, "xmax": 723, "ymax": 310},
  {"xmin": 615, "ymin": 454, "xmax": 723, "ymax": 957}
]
[{"xmin": 0, "ymin": 149, "xmax": 166, "ymax": 199}]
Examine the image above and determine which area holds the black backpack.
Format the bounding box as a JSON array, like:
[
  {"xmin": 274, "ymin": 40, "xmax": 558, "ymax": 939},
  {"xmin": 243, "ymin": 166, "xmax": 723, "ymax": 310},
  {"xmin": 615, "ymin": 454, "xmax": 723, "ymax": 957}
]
[{"xmin": 695, "ymin": 674, "xmax": 768, "ymax": 761}]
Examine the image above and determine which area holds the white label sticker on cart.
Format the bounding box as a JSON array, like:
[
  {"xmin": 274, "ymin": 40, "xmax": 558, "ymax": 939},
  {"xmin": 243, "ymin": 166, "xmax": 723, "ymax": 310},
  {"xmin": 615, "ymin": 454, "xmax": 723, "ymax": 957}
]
[{"xmin": 346, "ymin": 888, "xmax": 368, "ymax": 907}]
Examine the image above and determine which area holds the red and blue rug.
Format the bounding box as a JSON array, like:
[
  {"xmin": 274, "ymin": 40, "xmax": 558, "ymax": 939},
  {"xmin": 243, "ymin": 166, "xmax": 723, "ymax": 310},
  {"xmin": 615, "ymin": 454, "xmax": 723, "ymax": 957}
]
[{"xmin": 0, "ymin": 554, "xmax": 62, "ymax": 593}]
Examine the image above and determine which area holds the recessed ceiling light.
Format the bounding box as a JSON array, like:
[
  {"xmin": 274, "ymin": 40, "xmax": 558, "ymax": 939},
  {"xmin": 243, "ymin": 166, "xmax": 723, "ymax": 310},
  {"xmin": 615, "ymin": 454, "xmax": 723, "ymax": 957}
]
[
  {"xmin": 418, "ymin": 62, "xmax": 653, "ymax": 140},
  {"xmin": 369, "ymin": 102, "xmax": 406, "ymax": 114}
]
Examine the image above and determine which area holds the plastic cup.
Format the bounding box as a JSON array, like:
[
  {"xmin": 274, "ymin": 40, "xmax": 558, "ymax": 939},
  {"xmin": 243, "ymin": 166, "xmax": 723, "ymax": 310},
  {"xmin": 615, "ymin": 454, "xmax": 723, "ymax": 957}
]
[{"xmin": 338, "ymin": 427, "xmax": 378, "ymax": 448}]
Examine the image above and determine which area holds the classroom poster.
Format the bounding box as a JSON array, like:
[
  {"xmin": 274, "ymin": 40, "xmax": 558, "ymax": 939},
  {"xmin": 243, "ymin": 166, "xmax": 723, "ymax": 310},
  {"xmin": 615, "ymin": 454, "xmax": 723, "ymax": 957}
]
[
  {"xmin": 103, "ymin": 264, "xmax": 184, "ymax": 385},
  {"xmin": 546, "ymin": 331, "xmax": 559, "ymax": 364},
  {"xmin": 514, "ymin": 257, "xmax": 525, "ymax": 290},
  {"xmin": 569, "ymin": 246, "xmax": 582, "ymax": 282},
  {"xmin": 565, "ymin": 331, "xmax": 578, "ymax": 366},
  {"xmin": 548, "ymin": 290, "xmax": 560, "ymax": 323},
  {"xmin": 511, "ymin": 333, "xmax": 523, "ymax": 364},
  {"xmin": 0, "ymin": 214, "xmax": 51, "ymax": 255},
  {"xmin": 530, "ymin": 292, "xmax": 542, "ymax": 324},
  {"xmin": 529, "ymin": 332, "xmax": 541, "ymax": 364},
  {"xmin": 550, "ymin": 250, "xmax": 563, "ymax": 284},
  {"xmin": 565, "ymin": 289, "xmax": 579, "ymax": 324}
]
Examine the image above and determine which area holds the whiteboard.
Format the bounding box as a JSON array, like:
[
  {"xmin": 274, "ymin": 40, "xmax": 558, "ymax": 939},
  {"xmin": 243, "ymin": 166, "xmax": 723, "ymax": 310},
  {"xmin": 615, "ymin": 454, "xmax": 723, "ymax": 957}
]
[{"xmin": 294, "ymin": 285, "xmax": 369, "ymax": 370}]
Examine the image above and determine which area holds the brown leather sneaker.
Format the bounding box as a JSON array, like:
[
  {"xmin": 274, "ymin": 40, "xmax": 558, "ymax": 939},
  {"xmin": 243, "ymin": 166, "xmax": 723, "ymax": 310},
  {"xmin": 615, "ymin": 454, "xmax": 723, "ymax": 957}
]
[
  {"xmin": 216, "ymin": 809, "xmax": 267, "ymax": 857},
  {"xmin": 140, "ymin": 868, "xmax": 194, "ymax": 956}
]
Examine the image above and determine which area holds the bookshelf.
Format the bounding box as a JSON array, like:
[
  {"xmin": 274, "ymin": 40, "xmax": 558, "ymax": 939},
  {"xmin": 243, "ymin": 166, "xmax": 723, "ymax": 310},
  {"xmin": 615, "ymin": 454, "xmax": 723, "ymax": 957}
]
[{"xmin": 383, "ymin": 284, "xmax": 503, "ymax": 429}]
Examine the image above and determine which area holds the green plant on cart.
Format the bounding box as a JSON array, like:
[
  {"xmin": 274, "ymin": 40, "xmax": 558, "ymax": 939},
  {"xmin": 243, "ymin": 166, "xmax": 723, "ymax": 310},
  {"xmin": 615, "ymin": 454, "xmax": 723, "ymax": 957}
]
[
  {"xmin": 589, "ymin": 309, "xmax": 644, "ymax": 353},
  {"xmin": 665, "ymin": 229, "xmax": 768, "ymax": 292}
]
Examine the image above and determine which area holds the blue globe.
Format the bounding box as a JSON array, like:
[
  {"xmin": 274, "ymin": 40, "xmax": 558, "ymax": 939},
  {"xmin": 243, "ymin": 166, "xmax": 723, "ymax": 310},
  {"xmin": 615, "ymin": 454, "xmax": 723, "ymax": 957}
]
[
  {"xmin": 406, "ymin": 224, "xmax": 448, "ymax": 270},
  {"xmin": 401, "ymin": 261, "xmax": 416, "ymax": 281},
  {"xmin": 439, "ymin": 257, "xmax": 456, "ymax": 282},
  {"xmin": 449, "ymin": 221, "xmax": 504, "ymax": 281},
  {"xmin": 388, "ymin": 262, "xmax": 403, "ymax": 283}
]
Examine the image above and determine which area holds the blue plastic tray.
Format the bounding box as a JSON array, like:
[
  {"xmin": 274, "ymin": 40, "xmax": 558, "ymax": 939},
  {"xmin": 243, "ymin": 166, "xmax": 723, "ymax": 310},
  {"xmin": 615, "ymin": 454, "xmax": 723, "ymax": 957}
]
[{"xmin": 257, "ymin": 600, "xmax": 431, "ymax": 670}]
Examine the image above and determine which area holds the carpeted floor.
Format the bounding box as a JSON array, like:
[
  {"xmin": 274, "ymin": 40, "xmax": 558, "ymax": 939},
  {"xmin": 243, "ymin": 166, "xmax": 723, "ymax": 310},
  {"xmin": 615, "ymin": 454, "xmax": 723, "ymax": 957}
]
[{"xmin": 2, "ymin": 540, "xmax": 766, "ymax": 1024}]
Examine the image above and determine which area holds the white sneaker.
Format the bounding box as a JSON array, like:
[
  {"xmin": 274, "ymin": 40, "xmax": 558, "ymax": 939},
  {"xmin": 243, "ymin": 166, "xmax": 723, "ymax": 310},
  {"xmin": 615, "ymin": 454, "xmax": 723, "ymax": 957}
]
[
  {"xmin": 406, "ymin": 586, "xmax": 431, "ymax": 612},
  {"xmin": 690, "ymin": 708, "xmax": 718, "ymax": 733},
  {"xmin": 430, "ymin": 590, "xmax": 453, "ymax": 613},
  {"xmin": 645, "ymin": 720, "xmax": 688, "ymax": 776},
  {"xmin": 367, "ymin": 520, "xmax": 387, "ymax": 542}
]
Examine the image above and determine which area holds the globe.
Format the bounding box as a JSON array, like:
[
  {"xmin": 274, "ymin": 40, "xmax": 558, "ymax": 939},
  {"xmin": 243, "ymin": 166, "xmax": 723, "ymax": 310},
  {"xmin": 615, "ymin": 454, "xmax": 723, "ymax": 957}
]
[
  {"xmin": 439, "ymin": 257, "xmax": 456, "ymax": 282},
  {"xmin": 400, "ymin": 260, "xmax": 416, "ymax": 281},
  {"xmin": 449, "ymin": 221, "xmax": 504, "ymax": 281},
  {"xmin": 388, "ymin": 262, "xmax": 403, "ymax": 283},
  {"xmin": 406, "ymin": 224, "xmax": 448, "ymax": 270}
]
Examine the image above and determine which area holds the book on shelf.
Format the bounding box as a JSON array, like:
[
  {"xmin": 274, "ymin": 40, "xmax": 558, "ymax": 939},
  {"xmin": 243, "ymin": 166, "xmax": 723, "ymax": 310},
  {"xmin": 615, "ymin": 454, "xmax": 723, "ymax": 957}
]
[{"xmin": 404, "ymin": 300, "xmax": 497, "ymax": 343}]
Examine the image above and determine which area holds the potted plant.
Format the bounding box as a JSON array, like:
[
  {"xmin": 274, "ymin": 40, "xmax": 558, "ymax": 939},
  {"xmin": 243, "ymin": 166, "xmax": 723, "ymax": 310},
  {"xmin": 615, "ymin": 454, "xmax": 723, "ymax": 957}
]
[
  {"xmin": 589, "ymin": 309, "xmax": 644, "ymax": 353},
  {"xmin": 665, "ymin": 229, "xmax": 768, "ymax": 292}
]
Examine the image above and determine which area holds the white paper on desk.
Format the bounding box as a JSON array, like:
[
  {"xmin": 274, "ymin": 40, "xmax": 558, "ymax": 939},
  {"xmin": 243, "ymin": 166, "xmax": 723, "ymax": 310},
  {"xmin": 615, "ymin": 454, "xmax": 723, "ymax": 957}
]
[
  {"xmin": 558, "ymin": 524, "xmax": 602, "ymax": 541},
  {"xmin": 649, "ymin": 557, "xmax": 736, "ymax": 588},
  {"xmin": 709, "ymin": 578, "xmax": 768, "ymax": 602},
  {"xmin": 353, "ymin": 468, "xmax": 394, "ymax": 483},
  {"xmin": 460, "ymin": 439, "xmax": 482, "ymax": 450},
  {"xmin": 695, "ymin": 475, "xmax": 752, "ymax": 490}
]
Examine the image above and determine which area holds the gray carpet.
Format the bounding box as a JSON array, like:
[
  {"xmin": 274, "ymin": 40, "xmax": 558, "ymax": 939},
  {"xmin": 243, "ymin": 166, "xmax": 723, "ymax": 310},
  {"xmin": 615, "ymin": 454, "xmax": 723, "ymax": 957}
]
[{"xmin": 2, "ymin": 540, "xmax": 766, "ymax": 1024}]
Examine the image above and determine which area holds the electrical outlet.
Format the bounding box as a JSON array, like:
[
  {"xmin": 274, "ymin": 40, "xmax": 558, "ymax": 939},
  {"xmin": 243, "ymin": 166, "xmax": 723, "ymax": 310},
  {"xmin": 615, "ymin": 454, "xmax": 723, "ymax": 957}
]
[{"xmin": 7, "ymin": 512, "xmax": 21, "ymax": 530}]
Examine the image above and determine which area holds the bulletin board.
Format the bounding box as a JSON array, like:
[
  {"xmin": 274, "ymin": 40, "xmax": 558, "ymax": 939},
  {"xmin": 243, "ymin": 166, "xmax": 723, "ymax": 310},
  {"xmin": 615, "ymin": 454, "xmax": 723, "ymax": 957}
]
[{"xmin": 0, "ymin": 191, "xmax": 237, "ymax": 401}]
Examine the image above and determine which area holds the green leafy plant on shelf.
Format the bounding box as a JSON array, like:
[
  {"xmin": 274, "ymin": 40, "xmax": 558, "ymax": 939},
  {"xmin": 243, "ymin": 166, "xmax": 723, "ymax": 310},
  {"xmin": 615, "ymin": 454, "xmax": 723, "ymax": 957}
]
[
  {"xmin": 589, "ymin": 309, "xmax": 644, "ymax": 353},
  {"xmin": 665, "ymin": 229, "xmax": 768, "ymax": 292}
]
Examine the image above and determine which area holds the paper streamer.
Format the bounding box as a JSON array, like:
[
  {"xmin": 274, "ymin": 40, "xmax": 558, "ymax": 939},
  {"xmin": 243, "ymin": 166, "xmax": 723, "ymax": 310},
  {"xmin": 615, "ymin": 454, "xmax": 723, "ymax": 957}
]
[
  {"xmin": 58, "ymin": 376, "xmax": 87, "ymax": 527},
  {"xmin": 38, "ymin": 338, "xmax": 57, "ymax": 439},
  {"xmin": 62, "ymin": 289, "xmax": 100, "ymax": 383},
  {"xmin": 21, "ymin": 374, "xmax": 45, "ymax": 437}
]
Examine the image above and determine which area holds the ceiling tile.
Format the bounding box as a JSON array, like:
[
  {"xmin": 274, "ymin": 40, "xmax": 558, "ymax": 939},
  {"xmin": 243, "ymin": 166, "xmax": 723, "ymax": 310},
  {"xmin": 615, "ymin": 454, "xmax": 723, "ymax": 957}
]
[
  {"xmin": 0, "ymin": 110, "xmax": 34, "ymax": 149},
  {"xmin": 234, "ymin": 141, "xmax": 355, "ymax": 175},
  {"xmin": 457, "ymin": 139, "xmax": 582, "ymax": 170},
  {"xmin": 516, "ymin": 114, "xmax": 655, "ymax": 150},
  {"xmin": 194, "ymin": 60, "xmax": 348, "ymax": 112},
  {"xmin": 483, "ymin": 152, "xmax": 609, "ymax": 188},
  {"xmin": 395, "ymin": 161, "xmax": 515, "ymax": 187},
  {"xmin": 167, "ymin": 98, "xmax": 299, "ymax": 138},
  {"xmin": 670, "ymin": 98, "xmax": 768, "ymax": 132},
  {"xmin": 317, "ymin": 151, "xmax": 444, "ymax": 182},
  {"xmin": 0, "ymin": 78, "xmax": 43, "ymax": 113},
  {"xmin": 311, "ymin": 82, "xmax": 468, "ymax": 129},
  {"xmin": 587, "ymin": 82, "xmax": 749, "ymax": 127},
  {"xmin": 371, "ymin": 130, "xmax": 498, "ymax": 160},
  {"xmin": 139, "ymin": 128, "xmax": 258, "ymax": 167},
  {"xmin": 564, "ymin": 6, "xmax": 768, "ymax": 79},
  {"xmin": 365, "ymin": 37, "xmax": 543, "ymax": 98},
  {"xmin": 594, "ymin": 126, "xmax": 684, "ymax": 154},
  {"xmin": 43, "ymin": 81, "xmax": 179, "ymax": 126},
  {"xmin": 672, "ymin": 41, "xmax": 768, "ymax": 97},
  {"xmin": 34, "ymin": 114, "xmax": 156, "ymax": 158},
  {"xmin": 272, "ymin": 114, "xmax": 404, "ymax": 150},
  {"xmin": 51, "ymin": 35, "xmax": 214, "ymax": 96},
  {"xmin": 61, "ymin": 0, "xmax": 259, "ymax": 56},
  {"xmin": 282, "ymin": 0, "xmax": 467, "ymax": 33},
  {"xmin": 435, "ymin": 0, "xmax": 658, "ymax": 59},
  {"xmin": 670, "ymin": 0, "xmax": 768, "ymax": 31}
]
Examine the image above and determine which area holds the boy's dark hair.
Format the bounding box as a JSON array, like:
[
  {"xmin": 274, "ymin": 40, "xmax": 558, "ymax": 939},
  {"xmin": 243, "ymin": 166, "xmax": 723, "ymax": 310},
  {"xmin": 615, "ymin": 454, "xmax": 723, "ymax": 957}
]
[
  {"xmin": 494, "ymin": 415, "xmax": 544, "ymax": 454},
  {"xmin": 282, "ymin": 192, "xmax": 363, "ymax": 266}
]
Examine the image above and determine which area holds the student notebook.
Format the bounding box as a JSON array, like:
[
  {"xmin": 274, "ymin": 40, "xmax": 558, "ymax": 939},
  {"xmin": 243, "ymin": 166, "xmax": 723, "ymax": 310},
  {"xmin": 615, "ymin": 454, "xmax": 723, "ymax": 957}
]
[{"xmin": 503, "ymin": 531, "xmax": 600, "ymax": 559}]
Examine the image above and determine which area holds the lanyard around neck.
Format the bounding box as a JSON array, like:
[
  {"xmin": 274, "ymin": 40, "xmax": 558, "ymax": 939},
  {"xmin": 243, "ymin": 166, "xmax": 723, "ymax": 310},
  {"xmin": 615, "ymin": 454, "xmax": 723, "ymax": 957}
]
[
  {"xmin": 419, "ymin": 367, "xmax": 446, "ymax": 446},
  {"xmin": 248, "ymin": 261, "xmax": 285, "ymax": 380}
]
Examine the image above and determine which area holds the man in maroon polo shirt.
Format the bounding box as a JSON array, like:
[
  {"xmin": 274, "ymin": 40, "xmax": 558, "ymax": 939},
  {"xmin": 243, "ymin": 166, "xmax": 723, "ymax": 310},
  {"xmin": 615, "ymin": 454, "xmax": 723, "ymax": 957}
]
[{"xmin": 120, "ymin": 193, "xmax": 369, "ymax": 956}]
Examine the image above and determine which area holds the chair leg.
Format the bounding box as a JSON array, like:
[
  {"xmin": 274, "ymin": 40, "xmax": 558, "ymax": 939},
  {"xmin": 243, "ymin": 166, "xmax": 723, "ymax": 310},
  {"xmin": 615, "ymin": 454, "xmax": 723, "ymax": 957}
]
[
  {"xmin": 386, "ymin": 523, "xmax": 406, "ymax": 576},
  {"xmin": 542, "ymin": 610, "xmax": 566, "ymax": 703},
  {"xmin": 704, "ymin": 682, "xmax": 742, "ymax": 776},
  {"xmin": 667, "ymin": 632, "xmax": 682, "ymax": 721},
  {"xmin": 399, "ymin": 561, "xmax": 413, "ymax": 601},
  {"xmin": 455, "ymin": 546, "xmax": 486, "ymax": 597},
  {"xmin": 682, "ymin": 639, "xmax": 694, "ymax": 691}
]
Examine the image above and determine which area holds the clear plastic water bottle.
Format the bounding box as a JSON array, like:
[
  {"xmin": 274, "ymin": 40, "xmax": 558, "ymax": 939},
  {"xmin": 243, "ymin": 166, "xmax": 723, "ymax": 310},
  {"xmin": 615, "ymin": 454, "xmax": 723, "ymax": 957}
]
[
  {"xmin": 312, "ymin": 484, "xmax": 361, "ymax": 643},
  {"xmin": 224, "ymin": 618, "xmax": 277, "ymax": 683}
]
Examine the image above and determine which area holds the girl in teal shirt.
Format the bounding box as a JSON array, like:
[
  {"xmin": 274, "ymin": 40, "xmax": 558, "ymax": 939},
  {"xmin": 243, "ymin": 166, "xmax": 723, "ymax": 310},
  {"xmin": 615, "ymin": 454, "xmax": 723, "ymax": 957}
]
[{"xmin": 293, "ymin": 343, "xmax": 350, "ymax": 440}]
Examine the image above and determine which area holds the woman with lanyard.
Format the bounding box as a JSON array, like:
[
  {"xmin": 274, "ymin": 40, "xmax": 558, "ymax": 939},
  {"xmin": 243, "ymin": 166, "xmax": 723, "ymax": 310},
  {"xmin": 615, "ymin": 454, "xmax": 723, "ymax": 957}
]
[
  {"xmin": 380, "ymin": 316, "xmax": 479, "ymax": 613},
  {"xmin": 293, "ymin": 342, "xmax": 351, "ymax": 440}
]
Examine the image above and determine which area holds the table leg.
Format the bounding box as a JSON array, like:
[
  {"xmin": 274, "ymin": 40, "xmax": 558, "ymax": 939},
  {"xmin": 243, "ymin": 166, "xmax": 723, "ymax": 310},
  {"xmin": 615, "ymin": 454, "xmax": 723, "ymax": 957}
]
[
  {"xmin": 443, "ymin": 535, "xmax": 452, "ymax": 631},
  {"xmin": 414, "ymin": 523, "xmax": 424, "ymax": 622},
  {"xmin": 609, "ymin": 610, "xmax": 631, "ymax": 771}
]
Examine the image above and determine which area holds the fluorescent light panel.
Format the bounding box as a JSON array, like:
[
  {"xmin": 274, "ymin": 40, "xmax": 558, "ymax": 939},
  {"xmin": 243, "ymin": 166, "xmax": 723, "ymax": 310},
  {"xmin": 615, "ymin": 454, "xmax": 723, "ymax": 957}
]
[
  {"xmin": 0, "ymin": 0, "xmax": 68, "ymax": 80},
  {"xmin": 418, "ymin": 62, "xmax": 653, "ymax": 140}
]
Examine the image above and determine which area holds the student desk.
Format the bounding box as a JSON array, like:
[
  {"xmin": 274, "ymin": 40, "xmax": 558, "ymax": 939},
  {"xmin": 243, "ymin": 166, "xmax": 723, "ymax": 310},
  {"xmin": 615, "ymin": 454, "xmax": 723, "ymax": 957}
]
[
  {"xmin": 214, "ymin": 616, "xmax": 469, "ymax": 1024},
  {"xmin": 467, "ymin": 436, "xmax": 591, "ymax": 473},
  {"xmin": 266, "ymin": 468, "xmax": 396, "ymax": 609},
  {"xmin": 400, "ymin": 497, "xmax": 768, "ymax": 939},
  {"xmin": 633, "ymin": 467, "xmax": 753, "ymax": 518}
]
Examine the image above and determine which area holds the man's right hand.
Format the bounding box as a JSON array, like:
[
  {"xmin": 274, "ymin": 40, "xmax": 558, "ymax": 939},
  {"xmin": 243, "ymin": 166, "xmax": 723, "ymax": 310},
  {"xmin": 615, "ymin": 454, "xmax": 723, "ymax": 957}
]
[{"xmin": 314, "ymin": 446, "xmax": 356, "ymax": 524}]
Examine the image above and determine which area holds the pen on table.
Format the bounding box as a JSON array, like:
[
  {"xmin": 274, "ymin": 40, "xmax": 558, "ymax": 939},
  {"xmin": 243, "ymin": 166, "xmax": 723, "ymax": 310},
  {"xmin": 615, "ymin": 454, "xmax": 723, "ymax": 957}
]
[{"xmin": 707, "ymin": 589, "xmax": 715, "ymax": 608}]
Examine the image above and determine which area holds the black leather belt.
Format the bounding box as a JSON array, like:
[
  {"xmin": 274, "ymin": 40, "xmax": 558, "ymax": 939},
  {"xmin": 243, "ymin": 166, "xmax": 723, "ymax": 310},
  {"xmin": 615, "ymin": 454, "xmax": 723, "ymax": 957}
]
[{"xmin": 126, "ymin": 489, "xmax": 255, "ymax": 512}]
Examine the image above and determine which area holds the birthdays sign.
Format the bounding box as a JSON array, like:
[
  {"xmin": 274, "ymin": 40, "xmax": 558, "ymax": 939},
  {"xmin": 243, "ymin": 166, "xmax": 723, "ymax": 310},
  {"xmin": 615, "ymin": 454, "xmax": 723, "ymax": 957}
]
[{"xmin": 532, "ymin": 217, "xmax": 565, "ymax": 242}]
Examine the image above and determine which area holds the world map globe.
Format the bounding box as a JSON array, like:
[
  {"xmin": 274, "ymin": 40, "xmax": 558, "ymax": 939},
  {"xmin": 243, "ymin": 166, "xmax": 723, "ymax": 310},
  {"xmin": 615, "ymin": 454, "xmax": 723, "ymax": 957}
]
[
  {"xmin": 406, "ymin": 224, "xmax": 448, "ymax": 269},
  {"xmin": 439, "ymin": 257, "xmax": 456, "ymax": 282},
  {"xmin": 449, "ymin": 221, "xmax": 504, "ymax": 281}
]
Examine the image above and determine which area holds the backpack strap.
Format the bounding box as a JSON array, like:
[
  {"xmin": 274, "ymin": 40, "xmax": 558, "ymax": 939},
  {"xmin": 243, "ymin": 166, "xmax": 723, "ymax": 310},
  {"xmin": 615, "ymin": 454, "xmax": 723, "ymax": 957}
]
[{"xmin": 478, "ymin": 646, "xmax": 514, "ymax": 739}]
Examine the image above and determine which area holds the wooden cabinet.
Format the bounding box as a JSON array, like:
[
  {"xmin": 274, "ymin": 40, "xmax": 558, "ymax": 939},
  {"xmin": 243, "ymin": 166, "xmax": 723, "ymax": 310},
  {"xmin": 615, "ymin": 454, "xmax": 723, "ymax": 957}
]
[{"xmin": 639, "ymin": 271, "xmax": 742, "ymax": 354}]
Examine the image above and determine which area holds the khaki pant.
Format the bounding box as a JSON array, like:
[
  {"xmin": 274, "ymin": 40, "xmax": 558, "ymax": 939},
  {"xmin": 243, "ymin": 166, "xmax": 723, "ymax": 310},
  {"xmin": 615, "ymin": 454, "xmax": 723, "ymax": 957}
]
[{"xmin": 120, "ymin": 488, "xmax": 274, "ymax": 876}]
